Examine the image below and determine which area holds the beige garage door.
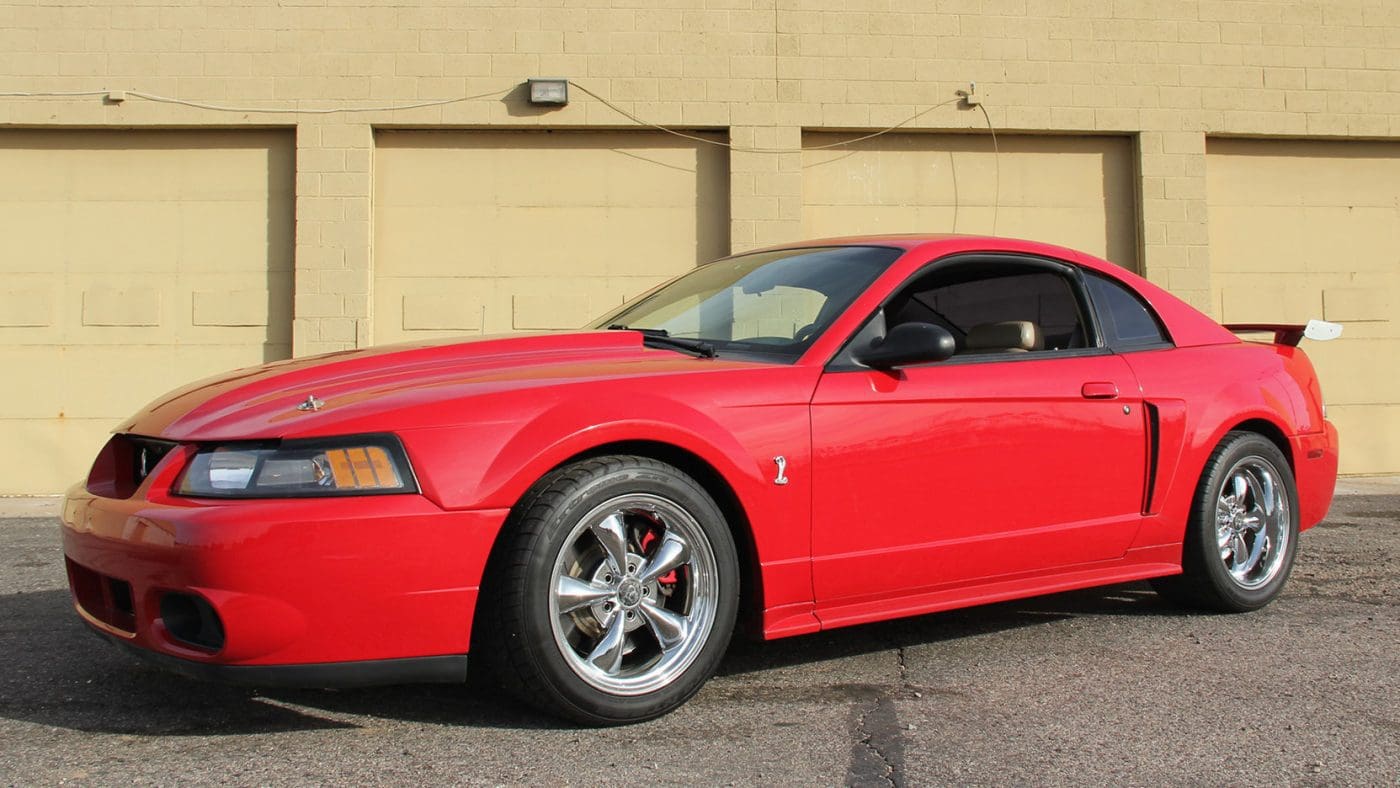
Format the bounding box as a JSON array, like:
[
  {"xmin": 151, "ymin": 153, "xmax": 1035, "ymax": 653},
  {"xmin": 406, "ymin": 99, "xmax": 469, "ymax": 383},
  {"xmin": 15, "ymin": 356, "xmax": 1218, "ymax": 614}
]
[
  {"xmin": 802, "ymin": 133, "xmax": 1138, "ymax": 271},
  {"xmin": 374, "ymin": 130, "xmax": 729, "ymax": 344},
  {"xmin": 0, "ymin": 130, "xmax": 294, "ymax": 494},
  {"xmin": 1207, "ymin": 139, "xmax": 1399, "ymax": 475}
]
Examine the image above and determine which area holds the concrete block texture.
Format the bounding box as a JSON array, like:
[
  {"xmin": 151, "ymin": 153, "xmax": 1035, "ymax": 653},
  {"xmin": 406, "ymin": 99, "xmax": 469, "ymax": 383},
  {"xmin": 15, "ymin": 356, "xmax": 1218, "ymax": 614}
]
[
  {"xmin": 1207, "ymin": 138, "xmax": 1400, "ymax": 475},
  {"xmin": 0, "ymin": 129, "xmax": 295, "ymax": 493},
  {"xmin": 372, "ymin": 129, "xmax": 729, "ymax": 344},
  {"xmin": 1, "ymin": 0, "xmax": 1399, "ymax": 487}
]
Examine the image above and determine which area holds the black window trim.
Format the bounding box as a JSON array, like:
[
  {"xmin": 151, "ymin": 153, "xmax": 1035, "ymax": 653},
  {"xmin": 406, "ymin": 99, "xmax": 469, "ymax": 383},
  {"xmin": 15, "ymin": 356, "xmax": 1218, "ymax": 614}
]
[
  {"xmin": 1079, "ymin": 269, "xmax": 1176, "ymax": 353},
  {"xmin": 826, "ymin": 251, "xmax": 1115, "ymax": 371}
]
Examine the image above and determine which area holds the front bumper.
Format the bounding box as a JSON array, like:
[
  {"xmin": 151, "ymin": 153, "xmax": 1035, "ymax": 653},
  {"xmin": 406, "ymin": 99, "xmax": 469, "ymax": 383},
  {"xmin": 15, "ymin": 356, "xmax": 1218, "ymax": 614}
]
[
  {"xmin": 97, "ymin": 629, "xmax": 467, "ymax": 687},
  {"xmin": 61, "ymin": 481, "xmax": 508, "ymax": 681}
]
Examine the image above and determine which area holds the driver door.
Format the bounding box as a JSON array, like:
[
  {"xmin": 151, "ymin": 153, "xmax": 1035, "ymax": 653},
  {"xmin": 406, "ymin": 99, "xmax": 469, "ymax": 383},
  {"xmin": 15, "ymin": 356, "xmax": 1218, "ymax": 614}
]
[{"xmin": 808, "ymin": 258, "xmax": 1147, "ymax": 611}]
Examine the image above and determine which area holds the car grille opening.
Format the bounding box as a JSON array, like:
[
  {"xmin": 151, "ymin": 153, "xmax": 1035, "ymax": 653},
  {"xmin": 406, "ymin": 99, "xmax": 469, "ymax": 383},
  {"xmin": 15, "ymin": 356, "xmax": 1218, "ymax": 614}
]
[
  {"xmin": 130, "ymin": 437, "xmax": 176, "ymax": 488},
  {"xmin": 86, "ymin": 435, "xmax": 180, "ymax": 499},
  {"xmin": 66, "ymin": 558, "xmax": 137, "ymax": 634},
  {"xmin": 159, "ymin": 592, "xmax": 225, "ymax": 652}
]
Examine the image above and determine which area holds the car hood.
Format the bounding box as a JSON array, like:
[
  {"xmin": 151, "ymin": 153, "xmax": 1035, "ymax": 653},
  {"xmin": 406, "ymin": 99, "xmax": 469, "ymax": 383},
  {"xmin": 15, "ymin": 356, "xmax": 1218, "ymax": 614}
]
[{"xmin": 118, "ymin": 331, "xmax": 768, "ymax": 441}]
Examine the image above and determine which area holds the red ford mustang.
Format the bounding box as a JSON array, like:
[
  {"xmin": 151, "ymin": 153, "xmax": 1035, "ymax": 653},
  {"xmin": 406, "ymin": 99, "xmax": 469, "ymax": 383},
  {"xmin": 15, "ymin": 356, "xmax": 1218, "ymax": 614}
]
[{"xmin": 61, "ymin": 235, "xmax": 1340, "ymax": 724}]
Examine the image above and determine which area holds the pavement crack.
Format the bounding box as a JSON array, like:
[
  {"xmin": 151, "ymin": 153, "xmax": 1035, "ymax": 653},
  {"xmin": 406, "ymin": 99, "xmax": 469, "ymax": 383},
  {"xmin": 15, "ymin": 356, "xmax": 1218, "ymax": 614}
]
[
  {"xmin": 847, "ymin": 695, "xmax": 898, "ymax": 787},
  {"xmin": 845, "ymin": 644, "xmax": 910, "ymax": 787}
]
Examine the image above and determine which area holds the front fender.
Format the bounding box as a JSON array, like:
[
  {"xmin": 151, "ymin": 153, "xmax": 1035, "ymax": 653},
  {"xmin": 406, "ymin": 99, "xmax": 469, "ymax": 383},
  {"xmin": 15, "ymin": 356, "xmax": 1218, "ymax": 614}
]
[
  {"xmin": 396, "ymin": 369, "xmax": 822, "ymax": 633},
  {"xmin": 477, "ymin": 396, "xmax": 774, "ymax": 514}
]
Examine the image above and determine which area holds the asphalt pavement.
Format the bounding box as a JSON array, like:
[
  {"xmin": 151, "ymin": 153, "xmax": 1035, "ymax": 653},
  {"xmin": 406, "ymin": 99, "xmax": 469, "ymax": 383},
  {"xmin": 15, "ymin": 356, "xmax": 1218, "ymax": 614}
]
[{"xmin": 1, "ymin": 481, "xmax": 1396, "ymax": 786}]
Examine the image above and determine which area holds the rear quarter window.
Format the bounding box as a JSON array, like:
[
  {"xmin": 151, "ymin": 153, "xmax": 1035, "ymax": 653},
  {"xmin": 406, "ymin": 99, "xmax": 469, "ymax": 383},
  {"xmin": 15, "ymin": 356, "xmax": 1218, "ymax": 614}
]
[{"xmin": 1085, "ymin": 271, "xmax": 1170, "ymax": 348}]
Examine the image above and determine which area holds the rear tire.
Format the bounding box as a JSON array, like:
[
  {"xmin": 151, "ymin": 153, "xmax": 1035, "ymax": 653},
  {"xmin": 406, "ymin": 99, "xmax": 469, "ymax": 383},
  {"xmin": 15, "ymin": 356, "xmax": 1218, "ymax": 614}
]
[
  {"xmin": 475, "ymin": 455, "xmax": 739, "ymax": 725},
  {"xmin": 1151, "ymin": 431, "xmax": 1299, "ymax": 612}
]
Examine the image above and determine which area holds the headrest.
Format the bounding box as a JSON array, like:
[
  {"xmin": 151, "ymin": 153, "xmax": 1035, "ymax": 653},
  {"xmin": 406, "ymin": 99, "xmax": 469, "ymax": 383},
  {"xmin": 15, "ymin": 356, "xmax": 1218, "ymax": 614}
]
[{"xmin": 965, "ymin": 321, "xmax": 1044, "ymax": 353}]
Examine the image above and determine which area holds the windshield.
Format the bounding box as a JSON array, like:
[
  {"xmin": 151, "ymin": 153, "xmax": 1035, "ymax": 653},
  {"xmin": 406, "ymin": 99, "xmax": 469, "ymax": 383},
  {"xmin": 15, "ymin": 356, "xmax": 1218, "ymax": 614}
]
[{"xmin": 590, "ymin": 246, "xmax": 901, "ymax": 361}]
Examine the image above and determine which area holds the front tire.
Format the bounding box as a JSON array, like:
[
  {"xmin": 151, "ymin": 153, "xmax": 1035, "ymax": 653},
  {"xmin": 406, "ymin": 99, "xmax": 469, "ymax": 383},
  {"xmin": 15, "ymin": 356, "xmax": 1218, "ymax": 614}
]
[
  {"xmin": 1152, "ymin": 431, "xmax": 1299, "ymax": 612},
  {"xmin": 476, "ymin": 456, "xmax": 739, "ymax": 725}
]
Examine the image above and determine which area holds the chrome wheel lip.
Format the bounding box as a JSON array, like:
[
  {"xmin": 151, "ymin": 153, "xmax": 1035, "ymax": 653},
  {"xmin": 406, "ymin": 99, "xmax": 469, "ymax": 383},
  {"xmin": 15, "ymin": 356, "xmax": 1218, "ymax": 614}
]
[
  {"xmin": 1214, "ymin": 456, "xmax": 1291, "ymax": 591},
  {"xmin": 547, "ymin": 493, "xmax": 719, "ymax": 697}
]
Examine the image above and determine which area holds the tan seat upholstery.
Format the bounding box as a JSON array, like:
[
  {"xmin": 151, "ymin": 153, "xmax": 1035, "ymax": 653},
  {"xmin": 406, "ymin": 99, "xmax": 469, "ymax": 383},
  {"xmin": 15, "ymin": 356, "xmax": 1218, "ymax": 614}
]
[{"xmin": 964, "ymin": 320, "xmax": 1045, "ymax": 353}]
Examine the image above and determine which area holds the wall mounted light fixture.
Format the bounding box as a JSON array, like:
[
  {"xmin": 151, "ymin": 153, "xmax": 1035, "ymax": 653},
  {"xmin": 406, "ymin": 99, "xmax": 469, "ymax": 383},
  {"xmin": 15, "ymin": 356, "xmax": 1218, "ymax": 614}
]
[{"xmin": 527, "ymin": 79, "xmax": 569, "ymax": 106}]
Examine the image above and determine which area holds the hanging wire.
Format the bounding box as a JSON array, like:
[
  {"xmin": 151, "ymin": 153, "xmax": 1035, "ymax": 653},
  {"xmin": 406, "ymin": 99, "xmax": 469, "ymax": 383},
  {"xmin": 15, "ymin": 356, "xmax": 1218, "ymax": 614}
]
[
  {"xmin": 0, "ymin": 87, "xmax": 512, "ymax": 114},
  {"xmin": 976, "ymin": 102, "xmax": 1000, "ymax": 235},
  {"xmin": 0, "ymin": 89, "xmax": 110, "ymax": 98},
  {"xmin": 2, "ymin": 82, "xmax": 991, "ymax": 156},
  {"xmin": 1, "ymin": 81, "xmax": 1002, "ymax": 223},
  {"xmin": 570, "ymin": 81, "xmax": 967, "ymax": 154}
]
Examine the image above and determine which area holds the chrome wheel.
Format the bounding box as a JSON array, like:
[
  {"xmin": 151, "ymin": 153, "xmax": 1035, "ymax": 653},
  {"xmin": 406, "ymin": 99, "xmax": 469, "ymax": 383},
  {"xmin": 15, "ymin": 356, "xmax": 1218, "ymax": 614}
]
[
  {"xmin": 548, "ymin": 493, "xmax": 718, "ymax": 696},
  {"xmin": 1214, "ymin": 457, "xmax": 1291, "ymax": 590}
]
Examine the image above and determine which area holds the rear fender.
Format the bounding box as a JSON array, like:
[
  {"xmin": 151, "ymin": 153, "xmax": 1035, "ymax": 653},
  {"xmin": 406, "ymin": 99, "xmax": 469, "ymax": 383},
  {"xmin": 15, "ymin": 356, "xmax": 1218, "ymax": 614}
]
[{"xmin": 1137, "ymin": 366, "xmax": 1301, "ymax": 548}]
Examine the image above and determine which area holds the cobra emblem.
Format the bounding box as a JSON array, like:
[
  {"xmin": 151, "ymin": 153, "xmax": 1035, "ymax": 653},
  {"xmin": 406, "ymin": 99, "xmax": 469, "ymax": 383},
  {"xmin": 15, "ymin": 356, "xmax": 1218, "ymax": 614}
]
[
  {"xmin": 296, "ymin": 394, "xmax": 325, "ymax": 412},
  {"xmin": 773, "ymin": 455, "xmax": 789, "ymax": 486}
]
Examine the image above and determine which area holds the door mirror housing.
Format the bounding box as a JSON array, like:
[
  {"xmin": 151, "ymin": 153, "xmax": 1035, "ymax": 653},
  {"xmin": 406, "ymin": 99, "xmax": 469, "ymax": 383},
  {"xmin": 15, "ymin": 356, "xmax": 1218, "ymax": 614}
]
[{"xmin": 855, "ymin": 322, "xmax": 957, "ymax": 369}]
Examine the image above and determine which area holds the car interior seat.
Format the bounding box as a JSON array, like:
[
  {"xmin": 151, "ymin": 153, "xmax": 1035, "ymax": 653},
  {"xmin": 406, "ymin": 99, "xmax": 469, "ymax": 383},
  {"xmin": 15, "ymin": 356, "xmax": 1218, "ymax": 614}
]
[{"xmin": 963, "ymin": 320, "xmax": 1045, "ymax": 354}]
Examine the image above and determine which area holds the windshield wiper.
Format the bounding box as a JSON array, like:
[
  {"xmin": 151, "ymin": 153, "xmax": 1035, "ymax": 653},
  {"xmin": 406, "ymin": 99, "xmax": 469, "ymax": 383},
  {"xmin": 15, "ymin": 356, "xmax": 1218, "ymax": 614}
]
[{"xmin": 607, "ymin": 324, "xmax": 717, "ymax": 358}]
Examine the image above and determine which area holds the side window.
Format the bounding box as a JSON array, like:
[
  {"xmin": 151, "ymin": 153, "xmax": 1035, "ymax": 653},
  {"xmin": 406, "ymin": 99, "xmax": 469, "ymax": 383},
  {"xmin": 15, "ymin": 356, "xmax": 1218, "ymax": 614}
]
[
  {"xmin": 1084, "ymin": 272, "xmax": 1170, "ymax": 348},
  {"xmin": 888, "ymin": 267, "xmax": 1091, "ymax": 354}
]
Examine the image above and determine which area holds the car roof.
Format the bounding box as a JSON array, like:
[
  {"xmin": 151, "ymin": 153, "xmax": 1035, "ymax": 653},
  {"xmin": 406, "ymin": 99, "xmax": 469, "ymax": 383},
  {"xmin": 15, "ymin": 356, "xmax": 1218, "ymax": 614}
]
[
  {"xmin": 749, "ymin": 234, "xmax": 1106, "ymax": 267},
  {"xmin": 756, "ymin": 233, "xmax": 963, "ymax": 252}
]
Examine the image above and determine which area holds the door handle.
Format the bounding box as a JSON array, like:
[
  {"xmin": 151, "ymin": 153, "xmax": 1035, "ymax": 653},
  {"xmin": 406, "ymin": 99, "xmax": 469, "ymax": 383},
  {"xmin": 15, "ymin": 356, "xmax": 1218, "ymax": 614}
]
[{"xmin": 1081, "ymin": 382, "xmax": 1119, "ymax": 400}]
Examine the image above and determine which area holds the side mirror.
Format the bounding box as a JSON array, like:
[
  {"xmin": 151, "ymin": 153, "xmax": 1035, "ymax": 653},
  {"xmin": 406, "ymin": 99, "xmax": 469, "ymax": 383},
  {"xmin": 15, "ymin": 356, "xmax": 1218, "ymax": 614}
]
[{"xmin": 855, "ymin": 322, "xmax": 956, "ymax": 370}]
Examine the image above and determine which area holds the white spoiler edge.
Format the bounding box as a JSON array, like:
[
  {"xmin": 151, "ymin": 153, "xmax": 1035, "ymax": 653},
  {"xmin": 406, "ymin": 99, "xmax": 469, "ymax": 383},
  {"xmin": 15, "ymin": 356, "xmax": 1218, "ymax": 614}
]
[{"xmin": 1222, "ymin": 319, "xmax": 1343, "ymax": 346}]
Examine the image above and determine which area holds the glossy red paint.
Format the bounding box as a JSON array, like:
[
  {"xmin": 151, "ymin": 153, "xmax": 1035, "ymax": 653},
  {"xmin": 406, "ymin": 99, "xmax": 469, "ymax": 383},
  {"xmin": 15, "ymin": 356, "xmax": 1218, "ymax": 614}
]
[
  {"xmin": 61, "ymin": 235, "xmax": 1339, "ymax": 676},
  {"xmin": 810, "ymin": 353, "xmax": 1148, "ymax": 611},
  {"xmin": 62, "ymin": 456, "xmax": 505, "ymax": 665}
]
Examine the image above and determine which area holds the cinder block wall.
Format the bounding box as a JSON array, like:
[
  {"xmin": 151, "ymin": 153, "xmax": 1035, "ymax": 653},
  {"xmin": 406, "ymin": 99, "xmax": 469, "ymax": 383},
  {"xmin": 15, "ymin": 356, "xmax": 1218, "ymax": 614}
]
[{"xmin": 2, "ymin": 0, "xmax": 1398, "ymax": 478}]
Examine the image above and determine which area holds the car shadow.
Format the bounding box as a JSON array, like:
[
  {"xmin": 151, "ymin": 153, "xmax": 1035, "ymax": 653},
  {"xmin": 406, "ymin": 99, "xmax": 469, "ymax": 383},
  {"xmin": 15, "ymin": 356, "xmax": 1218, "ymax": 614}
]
[
  {"xmin": 0, "ymin": 582, "xmax": 1179, "ymax": 734},
  {"xmin": 718, "ymin": 581, "xmax": 1180, "ymax": 677},
  {"xmin": 0, "ymin": 588, "xmax": 556, "ymax": 735}
]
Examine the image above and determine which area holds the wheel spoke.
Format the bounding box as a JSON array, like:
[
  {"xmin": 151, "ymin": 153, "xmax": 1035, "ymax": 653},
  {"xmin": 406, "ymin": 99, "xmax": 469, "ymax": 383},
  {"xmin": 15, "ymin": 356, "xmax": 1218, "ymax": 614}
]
[
  {"xmin": 639, "ymin": 599, "xmax": 690, "ymax": 652},
  {"xmin": 586, "ymin": 612, "xmax": 628, "ymax": 675},
  {"xmin": 591, "ymin": 513, "xmax": 630, "ymax": 573},
  {"xmin": 1241, "ymin": 531, "xmax": 1268, "ymax": 574},
  {"xmin": 1217, "ymin": 492, "xmax": 1236, "ymax": 514},
  {"xmin": 1257, "ymin": 468, "xmax": 1278, "ymax": 516},
  {"xmin": 1230, "ymin": 533, "xmax": 1249, "ymax": 571},
  {"xmin": 556, "ymin": 575, "xmax": 614, "ymax": 615},
  {"xmin": 1217, "ymin": 525, "xmax": 1233, "ymax": 551},
  {"xmin": 1231, "ymin": 473, "xmax": 1249, "ymax": 506},
  {"xmin": 1254, "ymin": 467, "xmax": 1276, "ymax": 512},
  {"xmin": 638, "ymin": 532, "xmax": 690, "ymax": 584}
]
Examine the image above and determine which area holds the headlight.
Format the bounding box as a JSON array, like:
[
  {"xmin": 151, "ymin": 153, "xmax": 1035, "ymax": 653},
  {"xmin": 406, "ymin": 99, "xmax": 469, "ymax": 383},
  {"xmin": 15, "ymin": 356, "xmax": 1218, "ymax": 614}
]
[{"xmin": 175, "ymin": 435, "xmax": 418, "ymax": 498}]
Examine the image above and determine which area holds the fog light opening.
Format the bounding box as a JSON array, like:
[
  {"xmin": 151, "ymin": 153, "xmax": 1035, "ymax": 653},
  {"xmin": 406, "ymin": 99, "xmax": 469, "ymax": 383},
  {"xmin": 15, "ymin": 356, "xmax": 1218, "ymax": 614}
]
[
  {"xmin": 159, "ymin": 592, "xmax": 225, "ymax": 652},
  {"xmin": 108, "ymin": 578, "xmax": 134, "ymax": 619}
]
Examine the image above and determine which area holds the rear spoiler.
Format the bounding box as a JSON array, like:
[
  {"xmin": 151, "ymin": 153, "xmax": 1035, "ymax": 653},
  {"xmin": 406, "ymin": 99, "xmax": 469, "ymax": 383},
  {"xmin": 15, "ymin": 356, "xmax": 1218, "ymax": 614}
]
[{"xmin": 1224, "ymin": 319, "xmax": 1343, "ymax": 346}]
